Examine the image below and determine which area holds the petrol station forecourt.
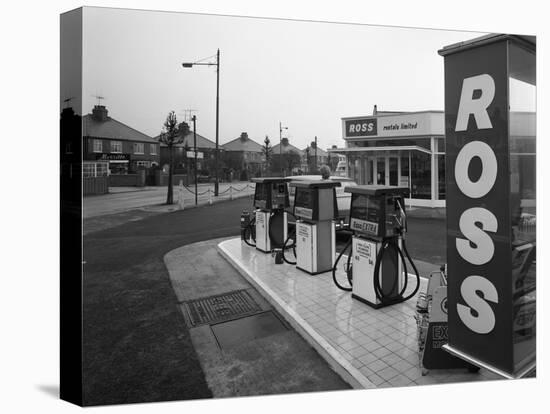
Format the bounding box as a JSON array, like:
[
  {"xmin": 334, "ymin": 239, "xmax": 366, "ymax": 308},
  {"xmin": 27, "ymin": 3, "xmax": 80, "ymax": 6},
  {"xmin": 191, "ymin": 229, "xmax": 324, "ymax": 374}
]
[{"xmin": 75, "ymin": 15, "xmax": 536, "ymax": 404}]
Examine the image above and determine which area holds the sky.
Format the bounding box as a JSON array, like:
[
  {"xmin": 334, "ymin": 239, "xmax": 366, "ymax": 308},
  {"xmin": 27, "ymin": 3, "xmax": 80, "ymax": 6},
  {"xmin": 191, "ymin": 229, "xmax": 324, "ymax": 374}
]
[{"xmin": 76, "ymin": 7, "xmax": 486, "ymax": 150}]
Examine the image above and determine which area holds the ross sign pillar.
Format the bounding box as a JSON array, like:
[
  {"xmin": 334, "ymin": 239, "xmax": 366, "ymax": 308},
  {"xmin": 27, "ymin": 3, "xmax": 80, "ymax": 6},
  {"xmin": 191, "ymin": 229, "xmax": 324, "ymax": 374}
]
[{"xmin": 439, "ymin": 34, "xmax": 536, "ymax": 378}]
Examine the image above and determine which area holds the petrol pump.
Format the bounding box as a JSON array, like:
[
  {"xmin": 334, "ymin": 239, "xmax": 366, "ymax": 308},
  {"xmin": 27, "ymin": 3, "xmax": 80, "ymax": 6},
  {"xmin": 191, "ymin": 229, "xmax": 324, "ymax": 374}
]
[
  {"xmin": 250, "ymin": 177, "xmax": 290, "ymax": 253},
  {"xmin": 287, "ymin": 180, "xmax": 340, "ymax": 274},
  {"xmin": 332, "ymin": 185, "xmax": 420, "ymax": 308}
]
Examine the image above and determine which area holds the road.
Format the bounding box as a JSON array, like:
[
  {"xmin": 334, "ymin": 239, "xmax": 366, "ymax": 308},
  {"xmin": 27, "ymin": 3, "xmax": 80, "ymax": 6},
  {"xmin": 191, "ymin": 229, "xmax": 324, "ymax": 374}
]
[{"xmin": 83, "ymin": 181, "xmax": 254, "ymax": 218}]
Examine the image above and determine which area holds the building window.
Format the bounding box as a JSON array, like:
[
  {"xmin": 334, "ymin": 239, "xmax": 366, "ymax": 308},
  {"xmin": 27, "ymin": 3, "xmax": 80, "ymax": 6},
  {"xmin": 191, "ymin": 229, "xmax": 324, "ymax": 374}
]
[
  {"xmin": 111, "ymin": 141, "xmax": 122, "ymax": 153},
  {"xmin": 133, "ymin": 142, "xmax": 144, "ymax": 154},
  {"xmin": 150, "ymin": 143, "xmax": 157, "ymax": 155},
  {"xmin": 83, "ymin": 161, "xmax": 109, "ymax": 177},
  {"xmin": 93, "ymin": 139, "xmax": 102, "ymax": 153}
]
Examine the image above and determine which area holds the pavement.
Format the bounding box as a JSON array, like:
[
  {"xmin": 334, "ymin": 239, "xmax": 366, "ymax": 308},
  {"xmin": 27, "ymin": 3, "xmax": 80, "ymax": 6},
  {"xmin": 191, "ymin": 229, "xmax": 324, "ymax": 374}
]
[
  {"xmin": 83, "ymin": 181, "xmax": 254, "ymax": 218},
  {"xmin": 164, "ymin": 238, "xmax": 350, "ymax": 397}
]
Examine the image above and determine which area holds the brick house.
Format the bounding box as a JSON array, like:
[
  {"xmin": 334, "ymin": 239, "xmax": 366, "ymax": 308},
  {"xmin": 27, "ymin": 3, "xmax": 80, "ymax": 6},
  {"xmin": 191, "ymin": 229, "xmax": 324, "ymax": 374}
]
[
  {"xmin": 83, "ymin": 105, "xmax": 159, "ymax": 175},
  {"xmin": 222, "ymin": 132, "xmax": 264, "ymax": 180},
  {"xmin": 271, "ymin": 137, "xmax": 304, "ymax": 175}
]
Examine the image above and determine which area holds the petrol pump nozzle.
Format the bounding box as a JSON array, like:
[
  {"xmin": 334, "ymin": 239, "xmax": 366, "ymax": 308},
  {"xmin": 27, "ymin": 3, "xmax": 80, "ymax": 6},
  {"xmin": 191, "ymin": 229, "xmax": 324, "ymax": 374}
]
[{"xmin": 395, "ymin": 197, "xmax": 407, "ymax": 234}]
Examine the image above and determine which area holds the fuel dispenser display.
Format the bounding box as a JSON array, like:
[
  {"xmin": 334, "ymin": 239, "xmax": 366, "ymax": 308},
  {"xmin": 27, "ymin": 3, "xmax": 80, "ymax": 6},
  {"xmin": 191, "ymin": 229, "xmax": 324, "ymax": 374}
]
[
  {"xmin": 288, "ymin": 180, "xmax": 340, "ymax": 275},
  {"xmin": 250, "ymin": 177, "xmax": 290, "ymax": 253},
  {"xmin": 332, "ymin": 185, "xmax": 420, "ymax": 308}
]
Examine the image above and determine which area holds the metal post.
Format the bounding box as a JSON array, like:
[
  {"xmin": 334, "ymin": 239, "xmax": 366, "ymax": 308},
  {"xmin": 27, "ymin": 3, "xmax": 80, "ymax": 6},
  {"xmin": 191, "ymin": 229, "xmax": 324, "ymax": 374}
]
[
  {"xmin": 314, "ymin": 136, "xmax": 318, "ymax": 173},
  {"xmin": 279, "ymin": 121, "xmax": 283, "ymax": 176},
  {"xmin": 215, "ymin": 48, "xmax": 220, "ymax": 196},
  {"xmin": 193, "ymin": 115, "xmax": 198, "ymax": 206}
]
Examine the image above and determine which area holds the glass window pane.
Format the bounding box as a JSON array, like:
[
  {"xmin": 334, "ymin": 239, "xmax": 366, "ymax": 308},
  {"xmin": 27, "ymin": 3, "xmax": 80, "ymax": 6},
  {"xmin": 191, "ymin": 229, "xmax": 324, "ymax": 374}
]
[
  {"xmin": 400, "ymin": 153, "xmax": 409, "ymax": 189},
  {"xmin": 410, "ymin": 151, "xmax": 430, "ymax": 199},
  {"xmin": 437, "ymin": 154, "xmax": 445, "ymax": 200},
  {"xmin": 509, "ymin": 42, "xmax": 536, "ymax": 372}
]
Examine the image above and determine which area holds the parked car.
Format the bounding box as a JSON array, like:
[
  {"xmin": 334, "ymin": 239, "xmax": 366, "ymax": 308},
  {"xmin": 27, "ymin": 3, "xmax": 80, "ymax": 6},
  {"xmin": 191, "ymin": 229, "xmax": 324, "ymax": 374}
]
[{"xmin": 286, "ymin": 175, "xmax": 357, "ymax": 228}]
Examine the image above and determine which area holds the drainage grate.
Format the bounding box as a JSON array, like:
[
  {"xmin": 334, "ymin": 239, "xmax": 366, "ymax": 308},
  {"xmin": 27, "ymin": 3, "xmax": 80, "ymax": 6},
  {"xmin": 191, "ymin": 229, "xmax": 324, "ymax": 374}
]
[{"xmin": 181, "ymin": 289, "xmax": 262, "ymax": 327}]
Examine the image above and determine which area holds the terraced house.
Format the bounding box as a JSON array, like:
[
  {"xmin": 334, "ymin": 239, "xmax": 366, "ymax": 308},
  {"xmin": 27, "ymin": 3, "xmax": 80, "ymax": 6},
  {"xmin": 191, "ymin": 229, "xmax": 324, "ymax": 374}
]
[{"xmin": 82, "ymin": 105, "xmax": 159, "ymax": 177}]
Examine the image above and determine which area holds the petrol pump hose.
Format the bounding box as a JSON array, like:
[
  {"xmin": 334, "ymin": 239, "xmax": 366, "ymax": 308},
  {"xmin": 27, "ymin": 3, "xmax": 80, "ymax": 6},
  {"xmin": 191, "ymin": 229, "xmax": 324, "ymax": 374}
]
[
  {"xmin": 372, "ymin": 199, "xmax": 421, "ymax": 306},
  {"xmin": 281, "ymin": 211, "xmax": 297, "ymax": 265},
  {"xmin": 243, "ymin": 216, "xmax": 256, "ymax": 247},
  {"xmin": 332, "ymin": 237, "xmax": 354, "ymax": 292},
  {"xmin": 372, "ymin": 234, "xmax": 421, "ymax": 306}
]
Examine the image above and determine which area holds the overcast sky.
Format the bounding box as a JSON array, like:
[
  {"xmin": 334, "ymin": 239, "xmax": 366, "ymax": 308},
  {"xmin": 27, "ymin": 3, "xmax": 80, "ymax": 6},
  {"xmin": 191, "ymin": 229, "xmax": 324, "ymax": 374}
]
[{"xmin": 77, "ymin": 7, "xmax": 485, "ymax": 150}]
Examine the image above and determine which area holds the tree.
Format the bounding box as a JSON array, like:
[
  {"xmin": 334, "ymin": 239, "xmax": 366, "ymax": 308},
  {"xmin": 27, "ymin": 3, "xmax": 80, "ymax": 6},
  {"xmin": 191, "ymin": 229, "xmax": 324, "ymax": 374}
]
[
  {"xmin": 261, "ymin": 135, "xmax": 273, "ymax": 175},
  {"xmin": 271, "ymin": 151, "xmax": 301, "ymax": 176},
  {"xmin": 158, "ymin": 111, "xmax": 188, "ymax": 204}
]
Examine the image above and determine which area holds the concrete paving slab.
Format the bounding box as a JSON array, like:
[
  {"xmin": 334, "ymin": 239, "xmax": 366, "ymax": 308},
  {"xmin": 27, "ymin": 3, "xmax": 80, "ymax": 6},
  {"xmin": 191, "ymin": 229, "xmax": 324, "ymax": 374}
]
[{"xmin": 219, "ymin": 237, "xmax": 500, "ymax": 390}]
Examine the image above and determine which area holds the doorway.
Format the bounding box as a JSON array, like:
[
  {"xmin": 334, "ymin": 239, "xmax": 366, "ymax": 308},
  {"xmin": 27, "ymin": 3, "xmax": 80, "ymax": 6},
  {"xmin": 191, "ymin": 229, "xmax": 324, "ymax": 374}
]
[{"xmin": 364, "ymin": 155, "xmax": 400, "ymax": 187}]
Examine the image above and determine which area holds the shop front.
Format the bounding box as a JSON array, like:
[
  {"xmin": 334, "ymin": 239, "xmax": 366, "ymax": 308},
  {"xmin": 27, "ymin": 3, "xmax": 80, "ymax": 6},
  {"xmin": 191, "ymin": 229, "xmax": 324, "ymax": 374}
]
[
  {"xmin": 330, "ymin": 110, "xmax": 445, "ymax": 208},
  {"xmin": 95, "ymin": 153, "xmax": 131, "ymax": 175}
]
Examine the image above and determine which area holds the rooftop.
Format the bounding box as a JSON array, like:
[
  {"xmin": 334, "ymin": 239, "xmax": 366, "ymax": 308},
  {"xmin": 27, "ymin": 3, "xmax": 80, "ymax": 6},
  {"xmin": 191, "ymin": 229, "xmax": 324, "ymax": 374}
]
[
  {"xmin": 83, "ymin": 105, "xmax": 156, "ymax": 143},
  {"xmin": 222, "ymin": 133, "xmax": 263, "ymax": 152},
  {"xmin": 272, "ymin": 138, "xmax": 304, "ymax": 156}
]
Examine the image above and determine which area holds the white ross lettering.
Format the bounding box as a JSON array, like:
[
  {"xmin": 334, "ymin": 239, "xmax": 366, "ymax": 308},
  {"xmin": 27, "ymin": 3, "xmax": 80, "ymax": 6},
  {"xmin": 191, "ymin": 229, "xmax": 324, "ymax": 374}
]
[
  {"xmin": 456, "ymin": 207, "xmax": 497, "ymax": 265},
  {"xmin": 455, "ymin": 141, "xmax": 497, "ymax": 199},
  {"xmin": 455, "ymin": 74, "xmax": 495, "ymax": 131},
  {"xmin": 457, "ymin": 275, "xmax": 498, "ymax": 334}
]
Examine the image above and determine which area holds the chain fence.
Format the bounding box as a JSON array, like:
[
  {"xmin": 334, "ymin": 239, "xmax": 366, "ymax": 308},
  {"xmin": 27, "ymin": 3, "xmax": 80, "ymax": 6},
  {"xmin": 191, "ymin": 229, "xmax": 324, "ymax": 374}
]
[{"xmin": 177, "ymin": 183, "xmax": 255, "ymax": 197}]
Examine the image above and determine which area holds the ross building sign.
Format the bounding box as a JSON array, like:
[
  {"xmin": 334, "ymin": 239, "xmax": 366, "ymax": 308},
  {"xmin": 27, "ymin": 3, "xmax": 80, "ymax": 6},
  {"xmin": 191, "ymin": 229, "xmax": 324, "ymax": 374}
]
[
  {"xmin": 442, "ymin": 40, "xmax": 513, "ymax": 373},
  {"xmin": 344, "ymin": 118, "xmax": 377, "ymax": 137},
  {"xmin": 342, "ymin": 111, "xmax": 443, "ymax": 139},
  {"xmin": 95, "ymin": 153, "xmax": 130, "ymax": 161}
]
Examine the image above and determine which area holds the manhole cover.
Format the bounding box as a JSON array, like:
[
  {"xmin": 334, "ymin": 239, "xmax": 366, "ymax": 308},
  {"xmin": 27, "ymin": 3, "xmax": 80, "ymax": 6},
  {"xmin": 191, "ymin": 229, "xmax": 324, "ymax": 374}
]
[
  {"xmin": 181, "ymin": 289, "xmax": 262, "ymax": 327},
  {"xmin": 211, "ymin": 311, "xmax": 288, "ymax": 350}
]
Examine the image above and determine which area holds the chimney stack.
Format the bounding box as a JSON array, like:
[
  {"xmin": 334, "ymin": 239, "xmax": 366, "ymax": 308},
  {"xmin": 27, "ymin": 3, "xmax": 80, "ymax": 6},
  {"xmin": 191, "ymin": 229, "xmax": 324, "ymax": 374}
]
[
  {"xmin": 373, "ymin": 104, "xmax": 378, "ymax": 116},
  {"xmin": 92, "ymin": 105, "xmax": 109, "ymax": 122}
]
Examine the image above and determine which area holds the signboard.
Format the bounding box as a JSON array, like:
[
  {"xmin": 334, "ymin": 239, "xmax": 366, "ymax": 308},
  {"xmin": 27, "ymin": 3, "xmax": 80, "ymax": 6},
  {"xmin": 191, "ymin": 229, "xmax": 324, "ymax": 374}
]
[
  {"xmin": 443, "ymin": 40, "xmax": 513, "ymax": 373},
  {"xmin": 95, "ymin": 153, "xmax": 130, "ymax": 161},
  {"xmin": 344, "ymin": 118, "xmax": 377, "ymax": 137},
  {"xmin": 186, "ymin": 151, "xmax": 204, "ymax": 159},
  {"xmin": 342, "ymin": 111, "xmax": 444, "ymax": 139},
  {"xmin": 349, "ymin": 218, "xmax": 378, "ymax": 235}
]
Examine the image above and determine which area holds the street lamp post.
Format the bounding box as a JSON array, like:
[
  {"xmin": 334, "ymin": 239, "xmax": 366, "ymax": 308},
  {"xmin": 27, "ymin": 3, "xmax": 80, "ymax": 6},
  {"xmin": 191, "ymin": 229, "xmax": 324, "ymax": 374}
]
[
  {"xmin": 279, "ymin": 121, "xmax": 288, "ymax": 176},
  {"xmin": 192, "ymin": 115, "xmax": 198, "ymax": 206},
  {"xmin": 182, "ymin": 49, "xmax": 220, "ymax": 196}
]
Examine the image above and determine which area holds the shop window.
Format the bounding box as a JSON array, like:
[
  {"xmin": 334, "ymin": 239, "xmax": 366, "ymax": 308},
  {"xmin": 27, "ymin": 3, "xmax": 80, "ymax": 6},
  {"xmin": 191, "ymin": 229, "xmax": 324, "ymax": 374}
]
[
  {"xmin": 110, "ymin": 162, "xmax": 128, "ymax": 175},
  {"xmin": 136, "ymin": 160, "xmax": 151, "ymax": 168},
  {"xmin": 83, "ymin": 161, "xmax": 109, "ymax": 177},
  {"xmin": 93, "ymin": 139, "xmax": 102, "ymax": 153},
  {"xmin": 133, "ymin": 143, "xmax": 144, "ymax": 154},
  {"xmin": 400, "ymin": 154, "xmax": 410, "ymax": 188},
  {"xmin": 437, "ymin": 154, "xmax": 446, "ymax": 200},
  {"xmin": 110, "ymin": 141, "xmax": 122, "ymax": 153},
  {"xmin": 433, "ymin": 137, "xmax": 445, "ymax": 153},
  {"xmin": 410, "ymin": 151, "xmax": 431, "ymax": 199}
]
